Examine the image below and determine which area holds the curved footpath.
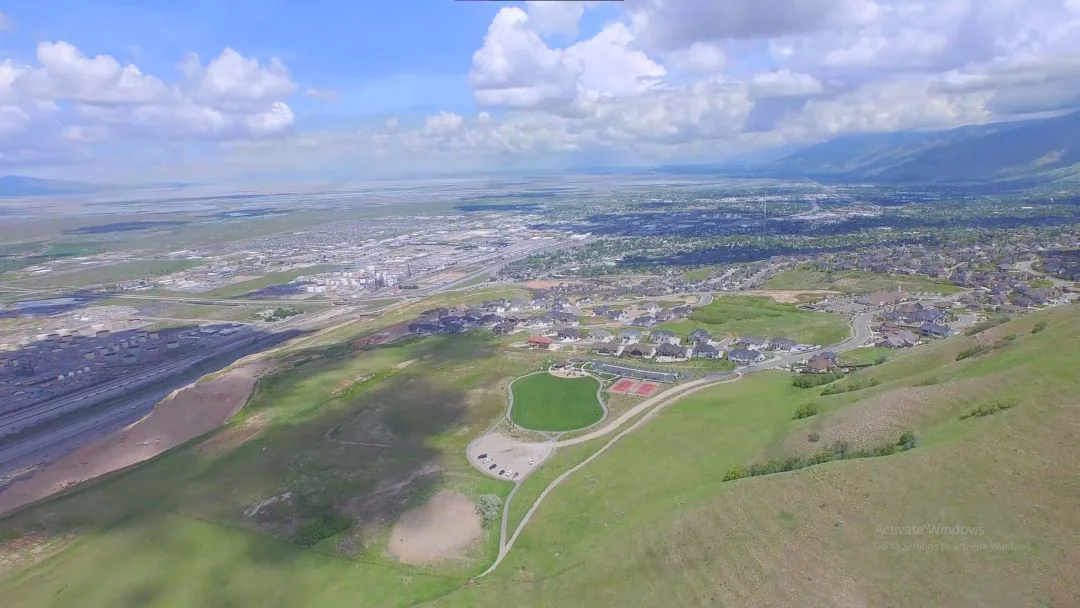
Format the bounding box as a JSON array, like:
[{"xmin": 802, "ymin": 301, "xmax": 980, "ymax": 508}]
[{"xmin": 473, "ymin": 310, "xmax": 877, "ymax": 577}]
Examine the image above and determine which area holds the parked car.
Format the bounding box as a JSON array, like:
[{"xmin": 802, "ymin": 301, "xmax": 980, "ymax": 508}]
[
  {"xmin": 488, "ymin": 464, "xmax": 497, "ymax": 470},
  {"xmin": 478, "ymin": 453, "xmax": 488, "ymax": 459}
]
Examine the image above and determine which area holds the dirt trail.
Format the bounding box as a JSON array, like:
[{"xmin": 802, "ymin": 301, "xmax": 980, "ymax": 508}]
[{"xmin": 0, "ymin": 362, "xmax": 269, "ymax": 516}]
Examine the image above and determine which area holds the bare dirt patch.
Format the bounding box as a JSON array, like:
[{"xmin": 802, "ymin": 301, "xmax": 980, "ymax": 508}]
[
  {"xmin": 525, "ymin": 280, "xmax": 563, "ymax": 289},
  {"xmin": 0, "ymin": 362, "xmax": 270, "ymax": 516},
  {"xmin": 742, "ymin": 289, "xmax": 841, "ymax": 303},
  {"xmin": 0, "ymin": 531, "xmax": 77, "ymax": 576},
  {"xmin": 194, "ymin": 412, "xmax": 270, "ymax": 458},
  {"xmin": 388, "ymin": 489, "xmax": 482, "ymax": 565}
]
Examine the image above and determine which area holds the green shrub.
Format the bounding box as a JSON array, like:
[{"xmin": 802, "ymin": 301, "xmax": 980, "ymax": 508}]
[
  {"xmin": 1031, "ymin": 321, "xmax": 1047, "ymax": 334},
  {"xmin": 897, "ymin": 431, "xmax": 919, "ymax": 451},
  {"xmin": 475, "ymin": 494, "xmax": 503, "ymax": 526},
  {"xmin": 793, "ymin": 371, "xmax": 845, "ymax": 388},
  {"xmin": 874, "ymin": 355, "xmax": 888, "ymax": 365},
  {"xmin": 793, "ymin": 402, "xmax": 820, "ymax": 420},
  {"xmin": 821, "ymin": 377, "xmax": 879, "ymax": 396},
  {"xmin": 723, "ymin": 433, "xmax": 918, "ymax": 483},
  {"xmin": 960, "ymin": 398, "xmax": 1020, "ymax": 420},
  {"xmin": 915, "ymin": 376, "xmax": 940, "ymax": 387},
  {"xmin": 294, "ymin": 512, "xmax": 353, "ymax": 547},
  {"xmin": 956, "ymin": 344, "xmax": 992, "ymax": 361},
  {"xmin": 807, "ymin": 432, "xmax": 820, "ymax": 443}
]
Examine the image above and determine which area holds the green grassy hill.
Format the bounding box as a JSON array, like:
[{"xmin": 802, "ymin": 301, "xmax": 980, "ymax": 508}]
[{"xmin": 2, "ymin": 303, "xmax": 1078, "ymax": 607}]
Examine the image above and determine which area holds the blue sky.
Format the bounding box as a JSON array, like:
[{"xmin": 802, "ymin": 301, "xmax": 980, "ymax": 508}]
[{"xmin": 2, "ymin": 1, "xmax": 1079, "ymax": 184}]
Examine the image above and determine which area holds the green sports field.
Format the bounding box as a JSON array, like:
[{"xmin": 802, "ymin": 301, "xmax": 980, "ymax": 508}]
[{"xmin": 509, "ymin": 373, "xmax": 604, "ymax": 432}]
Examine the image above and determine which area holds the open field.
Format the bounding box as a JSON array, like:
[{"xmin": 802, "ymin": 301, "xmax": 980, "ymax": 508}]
[
  {"xmin": 199, "ymin": 265, "xmax": 339, "ymax": 298},
  {"xmin": 766, "ymin": 266, "xmax": 964, "ymax": 295},
  {"xmin": 3, "ymin": 260, "xmax": 201, "ymax": 289},
  {"xmin": 680, "ymin": 267, "xmax": 715, "ymax": 282},
  {"xmin": 2, "ymin": 303, "xmax": 1077, "ymax": 607},
  {"xmin": 510, "ymin": 374, "xmax": 604, "ymax": 432},
  {"xmin": 662, "ymin": 295, "xmax": 852, "ymax": 345}
]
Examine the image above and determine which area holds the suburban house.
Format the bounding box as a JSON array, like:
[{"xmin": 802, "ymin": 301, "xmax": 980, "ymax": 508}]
[
  {"xmin": 737, "ymin": 336, "xmax": 769, "ymax": 350},
  {"xmin": 728, "ymin": 348, "xmax": 766, "ymax": 364},
  {"xmin": 552, "ymin": 312, "xmax": 580, "ymax": 326},
  {"xmin": 606, "ymin": 309, "xmax": 629, "ymax": 322},
  {"xmin": 556, "ymin": 327, "xmax": 582, "ymax": 342},
  {"xmin": 623, "ymin": 343, "xmax": 657, "ymax": 358},
  {"xmin": 492, "ymin": 322, "xmax": 516, "ymax": 336},
  {"xmin": 689, "ymin": 329, "xmax": 713, "ymax": 344},
  {"xmin": 619, "ymin": 329, "xmax": 643, "ymax": 344},
  {"xmin": 656, "ymin": 343, "xmax": 689, "ymax": 360},
  {"xmin": 479, "ymin": 313, "xmax": 504, "ymax": 326},
  {"xmin": 857, "ymin": 291, "xmax": 910, "ymax": 307},
  {"xmin": 588, "ymin": 329, "xmax": 614, "ymax": 343},
  {"xmin": 642, "ymin": 303, "xmax": 662, "ymax": 314},
  {"xmin": 768, "ymin": 337, "xmax": 798, "ymax": 352},
  {"xmin": 650, "ymin": 329, "xmax": 680, "ymax": 345},
  {"xmin": 592, "ymin": 306, "xmax": 611, "ymax": 317},
  {"xmin": 594, "ymin": 343, "xmax": 621, "ymax": 357},
  {"xmin": 408, "ymin": 322, "xmax": 443, "ymax": 336},
  {"xmin": 528, "ymin": 335, "xmax": 554, "ymax": 350},
  {"xmin": 671, "ymin": 306, "xmax": 692, "ymax": 317},
  {"xmin": 805, "ymin": 352, "xmax": 840, "ymax": 373},
  {"xmin": 654, "ymin": 309, "xmax": 675, "ymax": 322},
  {"xmin": 920, "ymin": 322, "xmax": 952, "ymax": 338},
  {"xmin": 877, "ymin": 329, "xmax": 920, "ymax": 348},
  {"xmin": 694, "ymin": 344, "xmax": 722, "ymax": 359},
  {"xmin": 631, "ymin": 315, "xmax": 658, "ymax": 327},
  {"xmin": 507, "ymin": 299, "xmax": 529, "ymax": 312}
]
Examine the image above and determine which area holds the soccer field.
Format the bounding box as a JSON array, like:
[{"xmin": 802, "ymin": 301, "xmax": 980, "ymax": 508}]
[{"xmin": 510, "ymin": 373, "xmax": 604, "ymax": 432}]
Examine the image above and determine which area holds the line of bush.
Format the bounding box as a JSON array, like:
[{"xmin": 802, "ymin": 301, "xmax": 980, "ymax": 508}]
[
  {"xmin": 1031, "ymin": 321, "xmax": 1047, "ymax": 334},
  {"xmin": 792, "ymin": 402, "xmax": 820, "ymax": 420},
  {"xmin": 821, "ymin": 377, "xmax": 879, "ymax": 395},
  {"xmin": 956, "ymin": 332, "xmax": 1017, "ymax": 361},
  {"xmin": 964, "ymin": 315, "xmax": 1010, "ymax": 336},
  {"xmin": 960, "ymin": 397, "xmax": 1019, "ymax": 420},
  {"xmin": 722, "ymin": 432, "xmax": 919, "ymax": 482},
  {"xmin": 792, "ymin": 371, "xmax": 845, "ymax": 388}
]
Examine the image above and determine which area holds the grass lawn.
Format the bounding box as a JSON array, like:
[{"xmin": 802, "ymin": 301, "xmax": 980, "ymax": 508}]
[
  {"xmin": 5, "ymin": 259, "xmax": 200, "ymax": 289},
  {"xmin": 681, "ymin": 267, "xmax": 715, "ymax": 282},
  {"xmin": 661, "ymin": 295, "xmax": 851, "ymax": 345},
  {"xmin": 200, "ymin": 265, "xmax": 338, "ymax": 298},
  {"xmin": 510, "ymin": 374, "xmax": 604, "ymax": 432},
  {"xmin": 766, "ymin": 266, "xmax": 963, "ymax": 295}
]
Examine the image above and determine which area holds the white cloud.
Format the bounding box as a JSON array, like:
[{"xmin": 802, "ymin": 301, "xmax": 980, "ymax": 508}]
[
  {"xmin": 185, "ymin": 48, "xmax": 296, "ymax": 111},
  {"xmin": 666, "ymin": 42, "xmax": 726, "ymax": 73},
  {"xmin": 629, "ymin": 0, "xmax": 881, "ymax": 50},
  {"xmin": 0, "ymin": 11, "xmax": 13, "ymax": 33},
  {"xmin": 525, "ymin": 1, "xmax": 586, "ymax": 38},
  {"xmin": 469, "ymin": 8, "xmax": 582, "ymax": 110},
  {"xmin": 564, "ymin": 23, "xmax": 665, "ymax": 98},
  {"xmin": 0, "ymin": 42, "xmax": 297, "ymax": 168}
]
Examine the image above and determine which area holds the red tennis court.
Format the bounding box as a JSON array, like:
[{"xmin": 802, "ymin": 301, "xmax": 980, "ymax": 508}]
[
  {"xmin": 634, "ymin": 382, "xmax": 659, "ymax": 397},
  {"xmin": 609, "ymin": 378, "xmax": 637, "ymax": 394}
]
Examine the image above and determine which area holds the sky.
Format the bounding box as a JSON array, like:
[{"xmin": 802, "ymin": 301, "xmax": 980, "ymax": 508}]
[{"xmin": 2, "ymin": 0, "xmax": 1080, "ymax": 184}]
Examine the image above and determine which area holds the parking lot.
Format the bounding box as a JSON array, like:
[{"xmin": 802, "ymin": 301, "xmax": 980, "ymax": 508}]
[{"xmin": 466, "ymin": 432, "xmax": 553, "ymax": 481}]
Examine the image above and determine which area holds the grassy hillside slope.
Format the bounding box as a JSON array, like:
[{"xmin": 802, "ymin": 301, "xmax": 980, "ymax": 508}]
[
  {"xmin": 2, "ymin": 305, "xmax": 1078, "ymax": 607},
  {"xmin": 442, "ymin": 305, "xmax": 1080, "ymax": 607}
]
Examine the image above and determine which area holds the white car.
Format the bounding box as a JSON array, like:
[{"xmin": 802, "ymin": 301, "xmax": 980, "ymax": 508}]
[{"xmin": 527, "ymin": 458, "xmax": 535, "ymax": 465}]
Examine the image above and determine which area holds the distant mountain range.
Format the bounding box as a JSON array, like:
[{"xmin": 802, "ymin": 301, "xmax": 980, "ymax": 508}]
[
  {"xmin": 757, "ymin": 111, "xmax": 1080, "ymax": 187},
  {"xmin": 0, "ymin": 176, "xmax": 200, "ymax": 198}
]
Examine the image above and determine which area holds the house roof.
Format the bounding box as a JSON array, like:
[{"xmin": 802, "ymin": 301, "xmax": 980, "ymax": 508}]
[{"xmin": 528, "ymin": 335, "xmax": 553, "ymax": 344}]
